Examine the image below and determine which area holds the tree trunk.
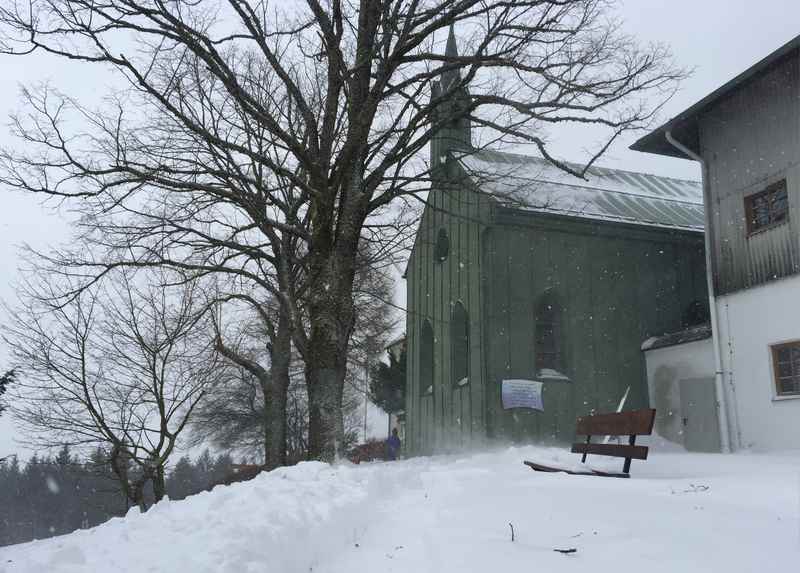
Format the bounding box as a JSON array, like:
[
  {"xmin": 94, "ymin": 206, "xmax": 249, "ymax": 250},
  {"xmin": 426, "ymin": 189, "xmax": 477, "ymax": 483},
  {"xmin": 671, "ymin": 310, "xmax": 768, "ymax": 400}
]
[
  {"xmin": 305, "ymin": 362, "xmax": 346, "ymax": 461},
  {"xmin": 304, "ymin": 202, "xmax": 362, "ymax": 462},
  {"xmin": 109, "ymin": 444, "xmax": 142, "ymax": 511},
  {"xmin": 132, "ymin": 480, "xmax": 148, "ymax": 512},
  {"xmin": 264, "ymin": 308, "xmax": 292, "ymax": 470},
  {"xmin": 215, "ymin": 306, "xmax": 292, "ymax": 471},
  {"xmin": 152, "ymin": 464, "xmax": 166, "ymax": 503},
  {"xmin": 263, "ymin": 382, "xmax": 288, "ymax": 470}
]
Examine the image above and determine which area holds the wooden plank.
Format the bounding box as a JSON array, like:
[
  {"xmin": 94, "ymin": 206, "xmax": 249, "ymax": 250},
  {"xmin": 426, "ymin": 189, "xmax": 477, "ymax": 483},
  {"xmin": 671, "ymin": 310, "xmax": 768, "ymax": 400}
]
[
  {"xmin": 523, "ymin": 460, "xmax": 630, "ymax": 479},
  {"xmin": 489, "ymin": 228, "xmax": 513, "ymax": 440},
  {"xmin": 613, "ymin": 237, "xmax": 647, "ymax": 412},
  {"xmin": 570, "ymin": 442, "xmax": 649, "ymax": 460},
  {"xmin": 575, "ymin": 408, "xmax": 656, "ymax": 436},
  {"xmin": 507, "ymin": 227, "xmax": 535, "ymax": 443},
  {"xmin": 562, "ymin": 233, "xmax": 593, "ymax": 434},
  {"xmin": 535, "ymin": 231, "xmax": 557, "ymax": 441},
  {"xmin": 435, "ymin": 187, "xmax": 446, "ymax": 450},
  {"xmin": 481, "ymin": 228, "xmax": 502, "ymax": 440},
  {"xmin": 589, "ymin": 235, "xmax": 617, "ymax": 413},
  {"xmin": 468, "ymin": 189, "xmax": 485, "ymax": 440}
]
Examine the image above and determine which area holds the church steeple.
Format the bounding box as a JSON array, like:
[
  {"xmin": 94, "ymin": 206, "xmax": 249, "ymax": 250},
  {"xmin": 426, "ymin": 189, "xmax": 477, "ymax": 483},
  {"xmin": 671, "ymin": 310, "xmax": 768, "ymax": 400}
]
[
  {"xmin": 430, "ymin": 25, "xmax": 472, "ymax": 168},
  {"xmin": 442, "ymin": 24, "xmax": 460, "ymax": 87}
]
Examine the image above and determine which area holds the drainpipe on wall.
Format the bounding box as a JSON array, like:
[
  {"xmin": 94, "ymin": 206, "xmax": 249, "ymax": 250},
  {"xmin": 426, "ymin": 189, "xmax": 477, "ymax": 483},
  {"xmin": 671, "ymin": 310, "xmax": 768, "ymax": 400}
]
[{"xmin": 664, "ymin": 130, "xmax": 732, "ymax": 454}]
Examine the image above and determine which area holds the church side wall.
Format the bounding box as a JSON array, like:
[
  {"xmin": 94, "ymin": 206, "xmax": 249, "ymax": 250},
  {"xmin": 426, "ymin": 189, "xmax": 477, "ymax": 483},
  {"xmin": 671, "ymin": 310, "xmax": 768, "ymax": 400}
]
[
  {"xmin": 405, "ymin": 172, "xmax": 490, "ymax": 455},
  {"xmin": 482, "ymin": 212, "xmax": 708, "ymax": 445}
]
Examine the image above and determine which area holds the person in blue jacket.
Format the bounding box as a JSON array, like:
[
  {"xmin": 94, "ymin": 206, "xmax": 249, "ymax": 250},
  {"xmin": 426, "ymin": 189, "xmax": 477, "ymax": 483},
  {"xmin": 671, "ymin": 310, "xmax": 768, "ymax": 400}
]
[{"xmin": 386, "ymin": 428, "xmax": 401, "ymax": 461}]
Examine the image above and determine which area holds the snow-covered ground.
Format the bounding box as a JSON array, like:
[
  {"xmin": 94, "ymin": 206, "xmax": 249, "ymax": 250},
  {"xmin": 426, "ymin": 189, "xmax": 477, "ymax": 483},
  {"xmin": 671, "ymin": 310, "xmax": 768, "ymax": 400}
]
[{"xmin": 2, "ymin": 444, "xmax": 799, "ymax": 572}]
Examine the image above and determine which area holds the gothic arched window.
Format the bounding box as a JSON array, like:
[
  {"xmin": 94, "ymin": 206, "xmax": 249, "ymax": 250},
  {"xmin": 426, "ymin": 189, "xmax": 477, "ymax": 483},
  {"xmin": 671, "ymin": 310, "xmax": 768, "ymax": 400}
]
[
  {"xmin": 451, "ymin": 302, "xmax": 469, "ymax": 387},
  {"xmin": 535, "ymin": 291, "xmax": 563, "ymax": 376},
  {"xmin": 435, "ymin": 228, "xmax": 450, "ymax": 262},
  {"xmin": 420, "ymin": 319, "xmax": 434, "ymax": 396}
]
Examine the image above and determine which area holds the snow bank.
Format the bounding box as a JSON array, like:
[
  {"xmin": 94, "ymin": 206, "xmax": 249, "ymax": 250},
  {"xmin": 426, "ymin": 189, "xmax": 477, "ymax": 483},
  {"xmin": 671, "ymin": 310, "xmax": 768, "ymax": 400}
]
[
  {"xmin": 2, "ymin": 447, "xmax": 799, "ymax": 572},
  {"xmin": 0, "ymin": 461, "xmax": 386, "ymax": 573}
]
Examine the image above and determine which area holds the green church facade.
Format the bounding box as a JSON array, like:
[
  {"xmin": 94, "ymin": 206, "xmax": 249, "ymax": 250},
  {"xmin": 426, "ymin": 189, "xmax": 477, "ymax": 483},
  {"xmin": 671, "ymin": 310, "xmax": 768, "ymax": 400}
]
[
  {"xmin": 404, "ymin": 159, "xmax": 708, "ymax": 455},
  {"xmin": 403, "ymin": 29, "xmax": 708, "ymax": 455}
]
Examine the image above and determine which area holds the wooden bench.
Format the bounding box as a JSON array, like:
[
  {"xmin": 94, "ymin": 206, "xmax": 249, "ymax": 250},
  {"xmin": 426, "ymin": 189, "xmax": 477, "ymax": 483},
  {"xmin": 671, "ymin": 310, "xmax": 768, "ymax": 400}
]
[{"xmin": 524, "ymin": 408, "xmax": 656, "ymax": 478}]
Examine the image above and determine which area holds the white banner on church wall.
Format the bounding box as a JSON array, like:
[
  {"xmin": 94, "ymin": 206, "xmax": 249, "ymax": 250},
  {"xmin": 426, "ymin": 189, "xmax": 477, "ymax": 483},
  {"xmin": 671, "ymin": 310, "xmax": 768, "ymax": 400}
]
[{"xmin": 501, "ymin": 379, "xmax": 544, "ymax": 410}]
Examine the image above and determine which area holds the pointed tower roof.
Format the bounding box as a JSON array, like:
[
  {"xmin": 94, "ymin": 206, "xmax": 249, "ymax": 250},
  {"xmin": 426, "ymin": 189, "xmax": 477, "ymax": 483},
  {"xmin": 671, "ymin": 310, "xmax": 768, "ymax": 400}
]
[
  {"xmin": 446, "ymin": 24, "xmax": 458, "ymax": 58},
  {"xmin": 443, "ymin": 24, "xmax": 460, "ymax": 88}
]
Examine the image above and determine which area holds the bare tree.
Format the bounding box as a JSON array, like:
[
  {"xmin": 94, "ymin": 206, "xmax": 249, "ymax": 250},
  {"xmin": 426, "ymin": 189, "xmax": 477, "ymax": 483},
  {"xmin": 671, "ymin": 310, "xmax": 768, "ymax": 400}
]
[
  {"xmin": 3, "ymin": 268, "xmax": 221, "ymax": 509},
  {"xmin": 0, "ymin": 0, "xmax": 683, "ymax": 460},
  {"xmin": 192, "ymin": 341, "xmax": 367, "ymax": 464},
  {"xmin": 209, "ymin": 291, "xmax": 293, "ymax": 470},
  {"xmin": 190, "ymin": 365, "xmax": 276, "ymax": 462},
  {"xmin": 194, "ymin": 253, "xmax": 397, "ymax": 463}
]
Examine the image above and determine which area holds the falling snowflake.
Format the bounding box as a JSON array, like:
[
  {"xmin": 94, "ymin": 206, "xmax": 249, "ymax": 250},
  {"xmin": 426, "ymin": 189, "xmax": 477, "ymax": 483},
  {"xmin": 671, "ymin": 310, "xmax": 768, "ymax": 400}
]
[{"xmin": 46, "ymin": 476, "xmax": 60, "ymax": 494}]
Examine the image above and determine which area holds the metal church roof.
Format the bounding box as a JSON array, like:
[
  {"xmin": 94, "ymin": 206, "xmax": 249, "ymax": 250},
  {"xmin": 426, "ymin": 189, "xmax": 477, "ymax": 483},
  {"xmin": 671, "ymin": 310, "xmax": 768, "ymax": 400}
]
[{"xmin": 458, "ymin": 150, "xmax": 704, "ymax": 232}]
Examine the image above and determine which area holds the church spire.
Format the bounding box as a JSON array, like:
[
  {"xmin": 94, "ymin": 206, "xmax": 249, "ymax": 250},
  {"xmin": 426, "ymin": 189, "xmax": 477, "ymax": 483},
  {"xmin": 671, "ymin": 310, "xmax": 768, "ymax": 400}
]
[
  {"xmin": 443, "ymin": 24, "xmax": 460, "ymax": 88},
  {"xmin": 430, "ymin": 24, "xmax": 472, "ymax": 168},
  {"xmin": 446, "ymin": 24, "xmax": 458, "ymax": 58}
]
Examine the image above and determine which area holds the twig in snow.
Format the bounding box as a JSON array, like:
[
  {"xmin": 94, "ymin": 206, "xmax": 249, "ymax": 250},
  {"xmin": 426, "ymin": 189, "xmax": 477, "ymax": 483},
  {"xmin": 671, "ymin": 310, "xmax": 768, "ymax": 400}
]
[
  {"xmin": 509, "ymin": 522, "xmax": 515, "ymax": 542},
  {"xmin": 670, "ymin": 483, "xmax": 711, "ymax": 495},
  {"xmin": 685, "ymin": 483, "xmax": 710, "ymax": 493},
  {"xmin": 554, "ymin": 548, "xmax": 577, "ymax": 555}
]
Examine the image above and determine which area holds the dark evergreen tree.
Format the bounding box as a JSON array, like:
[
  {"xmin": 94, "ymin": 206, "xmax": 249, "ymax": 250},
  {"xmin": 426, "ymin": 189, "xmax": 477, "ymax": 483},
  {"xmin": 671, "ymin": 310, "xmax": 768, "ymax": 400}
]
[
  {"xmin": 211, "ymin": 454, "xmax": 234, "ymax": 488},
  {"xmin": 369, "ymin": 347, "xmax": 407, "ymax": 415},
  {"xmin": 0, "ymin": 369, "xmax": 15, "ymax": 419},
  {"xmin": 195, "ymin": 450, "xmax": 214, "ymax": 480},
  {"xmin": 166, "ymin": 455, "xmax": 200, "ymax": 500},
  {"xmin": 0, "ymin": 449, "xmax": 231, "ymax": 548},
  {"xmin": 0, "ymin": 456, "xmax": 22, "ymax": 545}
]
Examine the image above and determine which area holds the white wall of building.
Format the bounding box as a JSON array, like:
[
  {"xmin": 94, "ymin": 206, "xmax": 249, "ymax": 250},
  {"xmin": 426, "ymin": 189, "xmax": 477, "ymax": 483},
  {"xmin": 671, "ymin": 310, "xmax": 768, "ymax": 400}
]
[
  {"xmin": 644, "ymin": 338, "xmax": 714, "ymax": 446},
  {"xmin": 717, "ymin": 274, "xmax": 800, "ymax": 451}
]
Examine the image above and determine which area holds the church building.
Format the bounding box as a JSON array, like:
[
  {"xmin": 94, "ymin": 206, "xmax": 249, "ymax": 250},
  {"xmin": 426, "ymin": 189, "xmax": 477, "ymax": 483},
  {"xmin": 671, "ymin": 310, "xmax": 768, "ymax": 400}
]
[{"xmin": 403, "ymin": 30, "xmax": 709, "ymax": 454}]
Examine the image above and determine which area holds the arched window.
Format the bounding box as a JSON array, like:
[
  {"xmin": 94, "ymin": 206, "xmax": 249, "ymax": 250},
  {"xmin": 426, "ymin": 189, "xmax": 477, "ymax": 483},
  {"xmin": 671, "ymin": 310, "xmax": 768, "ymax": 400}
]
[
  {"xmin": 451, "ymin": 302, "xmax": 469, "ymax": 387},
  {"xmin": 435, "ymin": 228, "xmax": 450, "ymax": 262},
  {"xmin": 420, "ymin": 319, "xmax": 434, "ymax": 396},
  {"xmin": 535, "ymin": 291, "xmax": 563, "ymax": 376}
]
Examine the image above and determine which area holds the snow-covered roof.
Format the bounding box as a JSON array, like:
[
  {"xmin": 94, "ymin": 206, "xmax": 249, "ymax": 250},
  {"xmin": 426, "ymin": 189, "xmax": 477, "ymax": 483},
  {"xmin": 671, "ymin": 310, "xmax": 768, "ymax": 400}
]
[
  {"xmin": 458, "ymin": 150, "xmax": 704, "ymax": 232},
  {"xmin": 641, "ymin": 323, "xmax": 712, "ymax": 351}
]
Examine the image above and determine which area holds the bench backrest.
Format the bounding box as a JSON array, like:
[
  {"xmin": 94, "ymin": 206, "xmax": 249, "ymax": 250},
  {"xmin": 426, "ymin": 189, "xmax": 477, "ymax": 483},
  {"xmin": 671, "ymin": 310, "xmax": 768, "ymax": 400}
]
[
  {"xmin": 571, "ymin": 408, "xmax": 656, "ymax": 474},
  {"xmin": 575, "ymin": 408, "xmax": 656, "ymax": 438}
]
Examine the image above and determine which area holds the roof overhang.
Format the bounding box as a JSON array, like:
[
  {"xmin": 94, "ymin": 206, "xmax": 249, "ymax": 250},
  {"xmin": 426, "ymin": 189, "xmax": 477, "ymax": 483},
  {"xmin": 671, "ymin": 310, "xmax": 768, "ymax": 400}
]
[
  {"xmin": 641, "ymin": 324, "xmax": 712, "ymax": 352},
  {"xmin": 631, "ymin": 34, "xmax": 800, "ymax": 159}
]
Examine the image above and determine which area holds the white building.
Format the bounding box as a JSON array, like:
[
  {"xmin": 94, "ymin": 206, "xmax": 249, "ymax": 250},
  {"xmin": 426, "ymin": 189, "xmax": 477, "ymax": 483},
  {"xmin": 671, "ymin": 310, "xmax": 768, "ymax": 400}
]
[{"xmin": 634, "ymin": 34, "xmax": 800, "ymax": 451}]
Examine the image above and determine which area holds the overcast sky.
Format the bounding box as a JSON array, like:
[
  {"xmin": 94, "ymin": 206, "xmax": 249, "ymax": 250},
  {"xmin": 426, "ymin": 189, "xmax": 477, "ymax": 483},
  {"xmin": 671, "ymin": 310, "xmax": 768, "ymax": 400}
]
[{"xmin": 2, "ymin": 0, "xmax": 799, "ymax": 459}]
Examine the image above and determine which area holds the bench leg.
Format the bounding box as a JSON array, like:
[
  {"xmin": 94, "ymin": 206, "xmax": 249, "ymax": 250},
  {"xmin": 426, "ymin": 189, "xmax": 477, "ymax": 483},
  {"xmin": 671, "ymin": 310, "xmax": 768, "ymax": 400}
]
[
  {"xmin": 581, "ymin": 435, "xmax": 590, "ymax": 464},
  {"xmin": 622, "ymin": 435, "xmax": 636, "ymax": 474}
]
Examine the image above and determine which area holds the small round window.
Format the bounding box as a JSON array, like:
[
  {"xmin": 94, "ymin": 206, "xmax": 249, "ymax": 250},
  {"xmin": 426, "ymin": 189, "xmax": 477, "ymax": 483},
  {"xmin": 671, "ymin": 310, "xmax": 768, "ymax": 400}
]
[{"xmin": 435, "ymin": 228, "xmax": 450, "ymax": 262}]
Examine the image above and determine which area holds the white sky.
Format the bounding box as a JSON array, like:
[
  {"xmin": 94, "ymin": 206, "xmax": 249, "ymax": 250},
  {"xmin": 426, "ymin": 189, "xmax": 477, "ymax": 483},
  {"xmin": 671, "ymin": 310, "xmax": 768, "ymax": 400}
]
[{"xmin": 2, "ymin": 0, "xmax": 800, "ymax": 459}]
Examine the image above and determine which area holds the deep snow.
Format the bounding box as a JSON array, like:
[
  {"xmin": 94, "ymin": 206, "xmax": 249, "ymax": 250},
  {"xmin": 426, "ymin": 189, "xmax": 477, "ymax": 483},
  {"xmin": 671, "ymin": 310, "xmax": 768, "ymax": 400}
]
[{"xmin": 1, "ymin": 444, "xmax": 798, "ymax": 572}]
